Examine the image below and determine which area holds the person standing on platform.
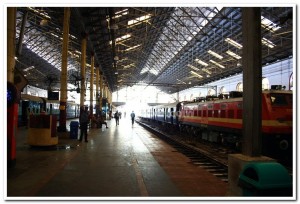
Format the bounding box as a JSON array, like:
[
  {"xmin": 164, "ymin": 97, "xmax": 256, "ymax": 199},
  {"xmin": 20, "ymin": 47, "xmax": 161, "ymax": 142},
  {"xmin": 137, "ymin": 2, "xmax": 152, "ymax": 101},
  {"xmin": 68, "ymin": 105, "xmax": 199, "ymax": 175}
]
[
  {"xmin": 79, "ymin": 106, "xmax": 89, "ymax": 142},
  {"xmin": 114, "ymin": 110, "xmax": 119, "ymax": 126},
  {"xmin": 130, "ymin": 111, "xmax": 135, "ymax": 126}
]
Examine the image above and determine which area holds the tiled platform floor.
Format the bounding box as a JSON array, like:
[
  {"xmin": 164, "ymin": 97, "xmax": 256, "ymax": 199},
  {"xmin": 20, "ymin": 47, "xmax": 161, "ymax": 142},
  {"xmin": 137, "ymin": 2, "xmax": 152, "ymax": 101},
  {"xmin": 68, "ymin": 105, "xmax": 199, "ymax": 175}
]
[{"xmin": 7, "ymin": 117, "xmax": 228, "ymax": 199}]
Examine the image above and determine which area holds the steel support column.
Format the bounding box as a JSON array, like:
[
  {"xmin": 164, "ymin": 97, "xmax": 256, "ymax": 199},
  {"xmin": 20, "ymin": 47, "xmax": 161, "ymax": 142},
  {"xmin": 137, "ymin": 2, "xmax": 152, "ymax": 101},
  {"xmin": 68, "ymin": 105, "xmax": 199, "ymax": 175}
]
[
  {"xmin": 99, "ymin": 72, "xmax": 103, "ymax": 113},
  {"xmin": 80, "ymin": 33, "xmax": 87, "ymax": 113},
  {"xmin": 228, "ymin": 9, "xmax": 274, "ymax": 196},
  {"xmin": 58, "ymin": 7, "xmax": 70, "ymax": 132},
  {"xmin": 7, "ymin": 7, "xmax": 16, "ymax": 83},
  {"xmin": 90, "ymin": 53, "xmax": 94, "ymax": 117},
  {"xmin": 17, "ymin": 11, "xmax": 28, "ymax": 56},
  {"xmin": 7, "ymin": 7, "xmax": 17, "ymax": 168},
  {"xmin": 242, "ymin": 7, "xmax": 262, "ymax": 156},
  {"xmin": 95, "ymin": 66, "xmax": 100, "ymax": 116}
]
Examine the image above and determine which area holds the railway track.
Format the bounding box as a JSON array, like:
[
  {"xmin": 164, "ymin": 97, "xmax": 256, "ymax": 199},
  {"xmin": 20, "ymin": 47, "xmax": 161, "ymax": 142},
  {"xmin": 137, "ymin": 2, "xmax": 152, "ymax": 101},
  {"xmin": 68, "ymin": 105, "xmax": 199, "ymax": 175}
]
[
  {"xmin": 137, "ymin": 118, "xmax": 293, "ymax": 183},
  {"xmin": 137, "ymin": 119, "xmax": 229, "ymax": 183}
]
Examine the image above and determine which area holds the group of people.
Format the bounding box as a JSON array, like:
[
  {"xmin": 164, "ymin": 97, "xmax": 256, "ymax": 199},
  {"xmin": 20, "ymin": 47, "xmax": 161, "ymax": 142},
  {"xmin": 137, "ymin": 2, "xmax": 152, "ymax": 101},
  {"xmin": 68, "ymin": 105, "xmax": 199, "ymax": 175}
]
[
  {"xmin": 78, "ymin": 106, "xmax": 109, "ymax": 143},
  {"xmin": 79, "ymin": 106, "xmax": 136, "ymax": 142},
  {"xmin": 114, "ymin": 110, "xmax": 135, "ymax": 126}
]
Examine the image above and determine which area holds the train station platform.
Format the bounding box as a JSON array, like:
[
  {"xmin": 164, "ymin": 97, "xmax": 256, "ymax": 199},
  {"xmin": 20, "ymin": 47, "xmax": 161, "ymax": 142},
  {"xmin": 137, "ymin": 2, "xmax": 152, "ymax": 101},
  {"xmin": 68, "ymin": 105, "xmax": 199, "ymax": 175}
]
[{"xmin": 7, "ymin": 117, "xmax": 228, "ymax": 200}]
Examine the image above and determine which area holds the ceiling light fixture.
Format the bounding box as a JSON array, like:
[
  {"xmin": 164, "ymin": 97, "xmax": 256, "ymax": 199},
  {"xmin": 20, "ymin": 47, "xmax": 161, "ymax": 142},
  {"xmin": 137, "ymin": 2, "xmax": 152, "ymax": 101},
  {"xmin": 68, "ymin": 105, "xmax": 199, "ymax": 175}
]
[
  {"xmin": 209, "ymin": 60, "xmax": 225, "ymax": 68},
  {"xmin": 195, "ymin": 59, "xmax": 208, "ymax": 66},
  {"xmin": 208, "ymin": 50, "xmax": 223, "ymax": 59},
  {"xmin": 112, "ymin": 9, "xmax": 128, "ymax": 20},
  {"xmin": 128, "ymin": 14, "xmax": 151, "ymax": 26},
  {"xmin": 24, "ymin": 66, "xmax": 35, "ymax": 72},
  {"xmin": 111, "ymin": 34, "xmax": 131, "ymax": 45},
  {"xmin": 261, "ymin": 37, "xmax": 276, "ymax": 48},
  {"xmin": 261, "ymin": 16, "xmax": 281, "ymax": 32},
  {"xmin": 125, "ymin": 44, "xmax": 141, "ymax": 52},
  {"xmin": 202, "ymin": 68, "xmax": 211, "ymax": 75},
  {"xmin": 226, "ymin": 50, "xmax": 241, "ymax": 59},
  {"xmin": 190, "ymin": 71, "xmax": 203, "ymax": 78},
  {"xmin": 123, "ymin": 63, "xmax": 135, "ymax": 69},
  {"xmin": 225, "ymin": 38, "xmax": 243, "ymax": 49},
  {"xmin": 187, "ymin": 64, "xmax": 200, "ymax": 71},
  {"xmin": 28, "ymin": 7, "xmax": 51, "ymax": 19}
]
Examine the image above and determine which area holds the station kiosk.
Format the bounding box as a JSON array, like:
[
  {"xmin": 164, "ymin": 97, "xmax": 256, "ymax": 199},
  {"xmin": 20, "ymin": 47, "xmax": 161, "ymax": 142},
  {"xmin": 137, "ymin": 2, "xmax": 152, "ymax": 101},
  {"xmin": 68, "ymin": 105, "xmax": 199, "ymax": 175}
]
[{"xmin": 27, "ymin": 115, "xmax": 58, "ymax": 146}]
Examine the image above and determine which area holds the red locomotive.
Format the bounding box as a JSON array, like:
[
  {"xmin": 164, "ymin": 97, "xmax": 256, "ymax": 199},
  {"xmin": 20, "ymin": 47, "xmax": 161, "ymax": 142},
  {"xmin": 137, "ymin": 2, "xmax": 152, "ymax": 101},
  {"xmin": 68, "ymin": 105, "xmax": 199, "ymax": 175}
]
[{"xmin": 142, "ymin": 88, "xmax": 293, "ymax": 158}]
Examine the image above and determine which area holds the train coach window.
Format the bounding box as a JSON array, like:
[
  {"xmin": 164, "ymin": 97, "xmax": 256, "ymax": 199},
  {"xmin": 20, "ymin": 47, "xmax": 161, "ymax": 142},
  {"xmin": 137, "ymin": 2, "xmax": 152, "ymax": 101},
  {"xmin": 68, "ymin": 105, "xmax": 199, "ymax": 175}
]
[
  {"xmin": 220, "ymin": 110, "xmax": 226, "ymax": 118},
  {"xmin": 213, "ymin": 110, "xmax": 218, "ymax": 117},
  {"xmin": 208, "ymin": 110, "xmax": 212, "ymax": 117},
  {"xmin": 237, "ymin": 110, "xmax": 242, "ymax": 119},
  {"xmin": 194, "ymin": 110, "xmax": 198, "ymax": 116},
  {"xmin": 198, "ymin": 110, "xmax": 202, "ymax": 117},
  {"xmin": 228, "ymin": 110, "xmax": 234, "ymax": 118}
]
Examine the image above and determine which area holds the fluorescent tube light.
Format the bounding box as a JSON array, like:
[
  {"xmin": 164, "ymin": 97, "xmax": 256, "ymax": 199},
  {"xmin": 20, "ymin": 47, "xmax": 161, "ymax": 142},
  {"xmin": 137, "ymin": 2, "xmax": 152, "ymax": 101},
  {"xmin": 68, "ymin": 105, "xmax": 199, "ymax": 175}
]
[
  {"xmin": 209, "ymin": 60, "xmax": 225, "ymax": 69},
  {"xmin": 190, "ymin": 71, "xmax": 203, "ymax": 78},
  {"xmin": 225, "ymin": 38, "xmax": 243, "ymax": 49},
  {"xmin": 261, "ymin": 16, "xmax": 281, "ymax": 32},
  {"xmin": 125, "ymin": 44, "xmax": 141, "ymax": 51},
  {"xmin": 262, "ymin": 37, "xmax": 275, "ymax": 48},
  {"xmin": 195, "ymin": 58, "xmax": 208, "ymax": 66},
  {"xmin": 226, "ymin": 50, "xmax": 241, "ymax": 59},
  {"xmin": 128, "ymin": 14, "xmax": 151, "ymax": 26},
  {"xmin": 202, "ymin": 68, "xmax": 211, "ymax": 75},
  {"xmin": 208, "ymin": 50, "xmax": 223, "ymax": 59},
  {"xmin": 187, "ymin": 64, "xmax": 200, "ymax": 71}
]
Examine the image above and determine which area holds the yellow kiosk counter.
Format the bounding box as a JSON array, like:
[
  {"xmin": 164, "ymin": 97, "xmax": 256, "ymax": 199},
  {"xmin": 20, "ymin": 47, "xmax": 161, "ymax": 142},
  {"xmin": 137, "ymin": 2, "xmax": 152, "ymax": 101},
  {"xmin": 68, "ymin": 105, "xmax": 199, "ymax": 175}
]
[{"xmin": 27, "ymin": 115, "xmax": 58, "ymax": 146}]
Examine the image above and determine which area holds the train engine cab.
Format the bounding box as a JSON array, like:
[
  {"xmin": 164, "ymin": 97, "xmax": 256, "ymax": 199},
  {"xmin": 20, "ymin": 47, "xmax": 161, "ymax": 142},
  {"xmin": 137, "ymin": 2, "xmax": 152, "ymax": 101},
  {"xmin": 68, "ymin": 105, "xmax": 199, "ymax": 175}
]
[
  {"xmin": 178, "ymin": 90, "xmax": 293, "ymax": 158},
  {"xmin": 261, "ymin": 90, "xmax": 293, "ymax": 155}
]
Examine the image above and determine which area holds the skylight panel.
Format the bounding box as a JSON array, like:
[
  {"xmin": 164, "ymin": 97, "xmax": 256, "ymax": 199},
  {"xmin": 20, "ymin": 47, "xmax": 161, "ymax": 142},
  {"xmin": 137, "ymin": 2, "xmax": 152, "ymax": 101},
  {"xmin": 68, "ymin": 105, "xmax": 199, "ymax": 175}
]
[
  {"xmin": 215, "ymin": 7, "xmax": 223, "ymax": 12},
  {"xmin": 150, "ymin": 69, "xmax": 159, "ymax": 75},
  {"xmin": 140, "ymin": 67, "xmax": 149, "ymax": 74}
]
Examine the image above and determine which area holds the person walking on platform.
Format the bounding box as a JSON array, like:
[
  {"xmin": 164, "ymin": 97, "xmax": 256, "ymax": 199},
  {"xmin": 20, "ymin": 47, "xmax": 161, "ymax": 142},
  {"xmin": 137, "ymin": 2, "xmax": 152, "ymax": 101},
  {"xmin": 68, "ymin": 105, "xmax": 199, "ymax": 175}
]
[
  {"xmin": 114, "ymin": 111, "xmax": 120, "ymax": 126},
  {"xmin": 79, "ymin": 106, "xmax": 90, "ymax": 142},
  {"xmin": 130, "ymin": 111, "xmax": 135, "ymax": 126}
]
